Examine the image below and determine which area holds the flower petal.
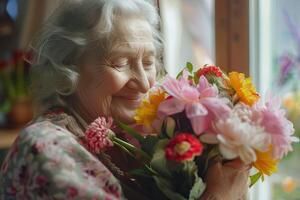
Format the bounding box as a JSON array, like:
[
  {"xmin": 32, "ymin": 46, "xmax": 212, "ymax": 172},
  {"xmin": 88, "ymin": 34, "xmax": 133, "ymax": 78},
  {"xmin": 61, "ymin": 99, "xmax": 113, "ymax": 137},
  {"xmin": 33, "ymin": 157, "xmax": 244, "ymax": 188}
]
[
  {"xmin": 197, "ymin": 76, "xmax": 210, "ymax": 92},
  {"xmin": 238, "ymin": 146, "xmax": 257, "ymax": 164},
  {"xmin": 189, "ymin": 115, "xmax": 210, "ymax": 135},
  {"xmin": 201, "ymin": 98, "xmax": 231, "ymax": 118},
  {"xmin": 181, "ymin": 86, "xmax": 199, "ymax": 101},
  {"xmin": 200, "ymin": 133, "xmax": 218, "ymax": 144},
  {"xmin": 186, "ymin": 103, "xmax": 208, "ymax": 118},
  {"xmin": 219, "ymin": 144, "xmax": 238, "ymax": 159},
  {"xmin": 158, "ymin": 98, "xmax": 185, "ymax": 116},
  {"xmin": 200, "ymin": 85, "xmax": 219, "ymax": 98},
  {"xmin": 162, "ymin": 76, "xmax": 183, "ymax": 99}
]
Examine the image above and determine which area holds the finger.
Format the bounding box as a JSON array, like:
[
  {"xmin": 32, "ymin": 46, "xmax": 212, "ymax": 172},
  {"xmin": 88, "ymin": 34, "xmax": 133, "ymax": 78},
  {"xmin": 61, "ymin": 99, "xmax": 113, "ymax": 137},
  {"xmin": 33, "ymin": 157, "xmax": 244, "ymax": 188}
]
[
  {"xmin": 206, "ymin": 161, "xmax": 223, "ymax": 180},
  {"xmin": 223, "ymin": 158, "xmax": 249, "ymax": 170}
]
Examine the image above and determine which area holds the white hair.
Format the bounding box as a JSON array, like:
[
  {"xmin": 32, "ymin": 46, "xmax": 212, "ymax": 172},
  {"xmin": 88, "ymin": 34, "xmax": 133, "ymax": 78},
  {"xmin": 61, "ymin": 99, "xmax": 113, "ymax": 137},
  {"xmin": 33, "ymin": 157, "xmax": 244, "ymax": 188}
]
[{"xmin": 30, "ymin": 0, "xmax": 163, "ymax": 116}]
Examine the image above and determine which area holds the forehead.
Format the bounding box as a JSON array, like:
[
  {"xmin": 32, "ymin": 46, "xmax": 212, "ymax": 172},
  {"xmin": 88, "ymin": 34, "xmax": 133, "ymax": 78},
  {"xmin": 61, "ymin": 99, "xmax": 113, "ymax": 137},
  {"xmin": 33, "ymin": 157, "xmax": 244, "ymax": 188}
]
[
  {"xmin": 111, "ymin": 18, "xmax": 155, "ymax": 55},
  {"xmin": 111, "ymin": 42, "xmax": 155, "ymax": 57}
]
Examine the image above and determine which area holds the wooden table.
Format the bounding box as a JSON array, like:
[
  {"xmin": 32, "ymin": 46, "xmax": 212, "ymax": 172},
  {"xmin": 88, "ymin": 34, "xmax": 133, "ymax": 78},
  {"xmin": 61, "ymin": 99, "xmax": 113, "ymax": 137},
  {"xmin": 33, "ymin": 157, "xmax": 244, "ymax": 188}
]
[{"xmin": 0, "ymin": 129, "xmax": 19, "ymax": 149}]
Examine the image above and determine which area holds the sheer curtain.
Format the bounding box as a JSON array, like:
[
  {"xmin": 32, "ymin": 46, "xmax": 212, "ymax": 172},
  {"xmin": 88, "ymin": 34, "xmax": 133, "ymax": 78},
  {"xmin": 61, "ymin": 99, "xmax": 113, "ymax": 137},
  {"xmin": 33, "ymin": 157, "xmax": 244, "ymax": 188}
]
[
  {"xmin": 18, "ymin": 0, "xmax": 60, "ymax": 49},
  {"xmin": 159, "ymin": 0, "xmax": 215, "ymax": 77}
]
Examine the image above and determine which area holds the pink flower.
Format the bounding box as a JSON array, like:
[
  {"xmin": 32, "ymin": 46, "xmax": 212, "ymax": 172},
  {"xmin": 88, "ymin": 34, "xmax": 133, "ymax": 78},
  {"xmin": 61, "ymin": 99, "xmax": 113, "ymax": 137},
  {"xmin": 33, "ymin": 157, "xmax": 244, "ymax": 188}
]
[
  {"xmin": 213, "ymin": 104, "xmax": 271, "ymax": 164},
  {"xmin": 252, "ymin": 95, "xmax": 299, "ymax": 159},
  {"xmin": 85, "ymin": 117, "xmax": 115, "ymax": 154},
  {"xmin": 158, "ymin": 70, "xmax": 230, "ymax": 135}
]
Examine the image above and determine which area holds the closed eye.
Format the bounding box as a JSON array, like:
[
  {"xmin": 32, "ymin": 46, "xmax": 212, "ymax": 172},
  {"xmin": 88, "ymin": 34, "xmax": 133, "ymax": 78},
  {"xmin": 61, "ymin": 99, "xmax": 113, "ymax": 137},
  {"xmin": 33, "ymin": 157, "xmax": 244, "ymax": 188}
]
[
  {"xmin": 143, "ymin": 57, "xmax": 155, "ymax": 69},
  {"xmin": 112, "ymin": 57, "xmax": 131, "ymax": 71}
]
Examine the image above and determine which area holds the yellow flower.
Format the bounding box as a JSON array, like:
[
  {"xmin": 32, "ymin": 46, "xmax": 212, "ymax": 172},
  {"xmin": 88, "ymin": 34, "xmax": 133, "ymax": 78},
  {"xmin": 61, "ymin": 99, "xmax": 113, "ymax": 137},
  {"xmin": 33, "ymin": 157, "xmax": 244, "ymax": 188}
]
[
  {"xmin": 134, "ymin": 89, "xmax": 166, "ymax": 126},
  {"xmin": 283, "ymin": 92, "xmax": 300, "ymax": 115},
  {"xmin": 228, "ymin": 72, "xmax": 260, "ymax": 106},
  {"xmin": 253, "ymin": 147, "xmax": 278, "ymax": 176},
  {"xmin": 282, "ymin": 177, "xmax": 297, "ymax": 193}
]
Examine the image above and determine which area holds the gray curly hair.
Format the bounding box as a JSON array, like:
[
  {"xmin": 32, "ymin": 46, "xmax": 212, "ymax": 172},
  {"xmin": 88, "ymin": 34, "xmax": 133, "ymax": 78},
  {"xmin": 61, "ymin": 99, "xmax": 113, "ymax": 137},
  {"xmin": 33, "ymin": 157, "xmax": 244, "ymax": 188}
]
[{"xmin": 30, "ymin": 0, "xmax": 163, "ymax": 116}]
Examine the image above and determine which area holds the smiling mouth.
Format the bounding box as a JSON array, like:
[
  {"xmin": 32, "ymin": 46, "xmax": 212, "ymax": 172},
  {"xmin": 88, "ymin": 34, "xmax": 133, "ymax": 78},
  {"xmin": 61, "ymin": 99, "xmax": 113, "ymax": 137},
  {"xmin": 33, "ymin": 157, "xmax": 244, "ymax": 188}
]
[{"xmin": 116, "ymin": 95, "xmax": 144, "ymax": 106}]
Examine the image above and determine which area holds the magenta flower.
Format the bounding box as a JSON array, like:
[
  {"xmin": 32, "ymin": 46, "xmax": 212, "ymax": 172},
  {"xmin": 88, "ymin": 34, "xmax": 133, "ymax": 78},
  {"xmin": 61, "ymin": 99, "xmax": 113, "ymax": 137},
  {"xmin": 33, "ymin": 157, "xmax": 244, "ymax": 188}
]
[
  {"xmin": 252, "ymin": 95, "xmax": 299, "ymax": 159},
  {"xmin": 85, "ymin": 117, "xmax": 115, "ymax": 154},
  {"xmin": 158, "ymin": 70, "xmax": 231, "ymax": 135}
]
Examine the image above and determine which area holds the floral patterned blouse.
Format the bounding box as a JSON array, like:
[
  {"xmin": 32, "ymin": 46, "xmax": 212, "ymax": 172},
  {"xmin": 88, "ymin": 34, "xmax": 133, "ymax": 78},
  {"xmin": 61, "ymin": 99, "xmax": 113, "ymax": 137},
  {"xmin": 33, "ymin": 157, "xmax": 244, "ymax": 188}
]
[{"xmin": 0, "ymin": 112, "xmax": 130, "ymax": 200}]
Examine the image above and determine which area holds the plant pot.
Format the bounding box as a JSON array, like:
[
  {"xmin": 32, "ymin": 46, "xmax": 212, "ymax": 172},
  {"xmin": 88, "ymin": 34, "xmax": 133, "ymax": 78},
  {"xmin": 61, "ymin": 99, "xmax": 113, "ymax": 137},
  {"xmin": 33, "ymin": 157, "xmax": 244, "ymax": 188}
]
[{"xmin": 8, "ymin": 98, "xmax": 33, "ymax": 128}]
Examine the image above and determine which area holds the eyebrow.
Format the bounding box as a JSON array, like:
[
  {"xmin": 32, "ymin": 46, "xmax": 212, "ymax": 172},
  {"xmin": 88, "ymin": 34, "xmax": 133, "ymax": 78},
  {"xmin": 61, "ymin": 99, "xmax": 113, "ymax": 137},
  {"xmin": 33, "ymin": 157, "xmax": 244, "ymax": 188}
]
[{"xmin": 110, "ymin": 43, "xmax": 156, "ymax": 57}]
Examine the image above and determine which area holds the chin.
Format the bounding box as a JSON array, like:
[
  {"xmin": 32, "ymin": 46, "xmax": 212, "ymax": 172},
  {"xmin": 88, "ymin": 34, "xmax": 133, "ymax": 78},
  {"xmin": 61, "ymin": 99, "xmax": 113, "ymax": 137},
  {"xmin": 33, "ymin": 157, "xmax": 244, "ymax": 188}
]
[{"xmin": 112, "ymin": 109, "xmax": 136, "ymax": 124}]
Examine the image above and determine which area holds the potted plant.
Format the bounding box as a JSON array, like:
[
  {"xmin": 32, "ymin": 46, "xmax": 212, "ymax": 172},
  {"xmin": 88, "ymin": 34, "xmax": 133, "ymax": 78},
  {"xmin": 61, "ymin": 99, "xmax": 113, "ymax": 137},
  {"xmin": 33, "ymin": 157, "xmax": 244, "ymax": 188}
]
[{"xmin": 0, "ymin": 50, "xmax": 33, "ymax": 127}]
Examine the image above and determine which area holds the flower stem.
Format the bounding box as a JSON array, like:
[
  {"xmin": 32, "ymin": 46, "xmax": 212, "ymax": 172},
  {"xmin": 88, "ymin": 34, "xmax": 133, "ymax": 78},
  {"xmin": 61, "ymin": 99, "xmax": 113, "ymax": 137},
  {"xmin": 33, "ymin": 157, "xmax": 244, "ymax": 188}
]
[
  {"xmin": 113, "ymin": 141, "xmax": 135, "ymax": 157},
  {"xmin": 113, "ymin": 137, "xmax": 151, "ymax": 161},
  {"xmin": 116, "ymin": 121, "xmax": 145, "ymax": 142}
]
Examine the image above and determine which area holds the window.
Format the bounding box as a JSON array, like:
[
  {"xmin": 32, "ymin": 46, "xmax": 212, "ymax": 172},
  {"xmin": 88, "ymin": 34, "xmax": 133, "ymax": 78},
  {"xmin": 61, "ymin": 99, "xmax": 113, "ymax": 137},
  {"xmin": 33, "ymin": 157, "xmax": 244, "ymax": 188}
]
[{"xmin": 250, "ymin": 0, "xmax": 300, "ymax": 199}]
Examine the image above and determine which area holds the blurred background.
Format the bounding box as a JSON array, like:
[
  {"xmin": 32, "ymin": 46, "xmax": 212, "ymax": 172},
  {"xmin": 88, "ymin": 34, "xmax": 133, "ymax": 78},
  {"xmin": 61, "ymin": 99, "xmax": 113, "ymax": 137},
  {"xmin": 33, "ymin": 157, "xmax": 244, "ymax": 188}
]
[{"xmin": 0, "ymin": 0, "xmax": 300, "ymax": 199}]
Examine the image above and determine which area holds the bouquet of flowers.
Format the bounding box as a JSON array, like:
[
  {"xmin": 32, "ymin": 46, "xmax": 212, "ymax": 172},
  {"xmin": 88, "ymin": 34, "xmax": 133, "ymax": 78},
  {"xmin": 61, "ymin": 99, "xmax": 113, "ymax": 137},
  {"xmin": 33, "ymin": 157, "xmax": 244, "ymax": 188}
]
[{"xmin": 85, "ymin": 63, "xmax": 298, "ymax": 200}]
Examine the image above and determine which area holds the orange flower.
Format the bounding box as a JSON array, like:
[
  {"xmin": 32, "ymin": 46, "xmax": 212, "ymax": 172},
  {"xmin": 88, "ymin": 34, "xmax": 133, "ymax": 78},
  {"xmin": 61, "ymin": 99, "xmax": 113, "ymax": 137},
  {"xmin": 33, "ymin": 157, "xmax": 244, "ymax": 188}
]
[
  {"xmin": 282, "ymin": 177, "xmax": 297, "ymax": 193},
  {"xmin": 253, "ymin": 147, "xmax": 278, "ymax": 176},
  {"xmin": 228, "ymin": 72, "xmax": 259, "ymax": 106},
  {"xmin": 283, "ymin": 92, "xmax": 300, "ymax": 115},
  {"xmin": 134, "ymin": 89, "xmax": 166, "ymax": 127}
]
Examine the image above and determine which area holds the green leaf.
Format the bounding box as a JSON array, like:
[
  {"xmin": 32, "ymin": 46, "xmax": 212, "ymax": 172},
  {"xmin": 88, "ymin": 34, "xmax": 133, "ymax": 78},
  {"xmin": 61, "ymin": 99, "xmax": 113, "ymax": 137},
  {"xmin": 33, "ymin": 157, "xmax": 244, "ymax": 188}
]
[
  {"xmin": 141, "ymin": 135, "xmax": 159, "ymax": 156},
  {"xmin": 0, "ymin": 99, "xmax": 11, "ymax": 113},
  {"xmin": 183, "ymin": 161, "xmax": 197, "ymax": 175},
  {"xmin": 113, "ymin": 137, "xmax": 151, "ymax": 161},
  {"xmin": 130, "ymin": 167, "xmax": 153, "ymax": 178},
  {"xmin": 193, "ymin": 72, "xmax": 199, "ymax": 84},
  {"xmin": 166, "ymin": 160, "xmax": 184, "ymax": 172},
  {"xmin": 189, "ymin": 172, "xmax": 206, "ymax": 200},
  {"xmin": 153, "ymin": 176, "xmax": 186, "ymax": 200},
  {"xmin": 176, "ymin": 70, "xmax": 184, "ymax": 79},
  {"xmin": 150, "ymin": 139, "xmax": 172, "ymax": 178},
  {"xmin": 261, "ymin": 173, "xmax": 265, "ymax": 181},
  {"xmin": 117, "ymin": 121, "xmax": 145, "ymax": 143},
  {"xmin": 186, "ymin": 62, "xmax": 193, "ymax": 73},
  {"xmin": 113, "ymin": 141, "xmax": 135, "ymax": 158},
  {"xmin": 165, "ymin": 117, "xmax": 175, "ymax": 138},
  {"xmin": 249, "ymin": 172, "xmax": 262, "ymax": 187}
]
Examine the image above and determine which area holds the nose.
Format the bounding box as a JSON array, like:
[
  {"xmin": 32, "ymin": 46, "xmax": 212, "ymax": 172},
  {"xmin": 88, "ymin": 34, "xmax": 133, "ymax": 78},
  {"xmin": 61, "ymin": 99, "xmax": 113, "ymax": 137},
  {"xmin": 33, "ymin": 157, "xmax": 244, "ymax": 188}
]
[{"xmin": 129, "ymin": 62, "xmax": 150, "ymax": 93}]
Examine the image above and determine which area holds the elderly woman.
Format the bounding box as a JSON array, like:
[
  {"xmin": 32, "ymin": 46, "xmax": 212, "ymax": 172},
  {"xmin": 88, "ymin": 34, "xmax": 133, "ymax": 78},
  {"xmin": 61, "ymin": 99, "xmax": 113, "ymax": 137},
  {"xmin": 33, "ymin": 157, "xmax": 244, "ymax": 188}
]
[{"xmin": 0, "ymin": 0, "xmax": 249, "ymax": 199}]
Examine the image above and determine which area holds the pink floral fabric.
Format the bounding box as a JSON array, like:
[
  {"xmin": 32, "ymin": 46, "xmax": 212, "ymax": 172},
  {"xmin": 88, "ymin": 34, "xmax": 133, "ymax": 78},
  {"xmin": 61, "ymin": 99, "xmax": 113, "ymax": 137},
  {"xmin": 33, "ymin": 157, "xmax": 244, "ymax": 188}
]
[{"xmin": 0, "ymin": 115, "xmax": 125, "ymax": 200}]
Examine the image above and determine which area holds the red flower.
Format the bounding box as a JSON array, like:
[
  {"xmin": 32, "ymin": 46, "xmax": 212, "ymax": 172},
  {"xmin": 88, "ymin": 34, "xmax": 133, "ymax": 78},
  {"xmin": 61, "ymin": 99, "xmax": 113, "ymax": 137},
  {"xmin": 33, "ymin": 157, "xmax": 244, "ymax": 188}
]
[
  {"xmin": 12, "ymin": 50, "xmax": 25, "ymax": 62},
  {"xmin": 0, "ymin": 59, "xmax": 8, "ymax": 71},
  {"xmin": 165, "ymin": 133, "xmax": 203, "ymax": 162},
  {"xmin": 35, "ymin": 175, "xmax": 47, "ymax": 186},
  {"xmin": 67, "ymin": 187, "xmax": 78, "ymax": 198},
  {"xmin": 197, "ymin": 66, "xmax": 223, "ymax": 78},
  {"xmin": 85, "ymin": 117, "xmax": 115, "ymax": 154}
]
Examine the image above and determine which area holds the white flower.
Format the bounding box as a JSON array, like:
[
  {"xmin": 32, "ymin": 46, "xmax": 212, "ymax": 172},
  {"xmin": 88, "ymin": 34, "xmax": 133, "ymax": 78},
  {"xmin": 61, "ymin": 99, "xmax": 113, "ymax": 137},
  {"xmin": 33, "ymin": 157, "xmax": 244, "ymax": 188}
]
[{"xmin": 214, "ymin": 104, "xmax": 271, "ymax": 164}]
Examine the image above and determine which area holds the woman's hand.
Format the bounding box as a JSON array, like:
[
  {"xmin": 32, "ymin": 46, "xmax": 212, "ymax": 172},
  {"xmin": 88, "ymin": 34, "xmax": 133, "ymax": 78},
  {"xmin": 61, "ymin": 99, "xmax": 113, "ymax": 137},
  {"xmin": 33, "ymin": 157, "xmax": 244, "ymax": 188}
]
[{"xmin": 200, "ymin": 159, "xmax": 250, "ymax": 200}]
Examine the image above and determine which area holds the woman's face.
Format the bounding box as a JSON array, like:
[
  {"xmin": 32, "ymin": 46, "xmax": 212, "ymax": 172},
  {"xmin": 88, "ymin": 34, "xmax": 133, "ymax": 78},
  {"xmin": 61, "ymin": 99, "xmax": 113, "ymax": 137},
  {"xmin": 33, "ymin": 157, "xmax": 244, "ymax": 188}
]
[{"xmin": 75, "ymin": 18, "xmax": 157, "ymax": 124}]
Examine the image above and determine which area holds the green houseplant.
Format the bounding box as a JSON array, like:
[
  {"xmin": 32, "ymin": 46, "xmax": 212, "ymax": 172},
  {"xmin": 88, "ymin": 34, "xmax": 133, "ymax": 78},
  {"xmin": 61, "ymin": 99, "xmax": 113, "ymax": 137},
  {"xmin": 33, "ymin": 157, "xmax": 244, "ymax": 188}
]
[{"xmin": 0, "ymin": 50, "xmax": 33, "ymax": 127}]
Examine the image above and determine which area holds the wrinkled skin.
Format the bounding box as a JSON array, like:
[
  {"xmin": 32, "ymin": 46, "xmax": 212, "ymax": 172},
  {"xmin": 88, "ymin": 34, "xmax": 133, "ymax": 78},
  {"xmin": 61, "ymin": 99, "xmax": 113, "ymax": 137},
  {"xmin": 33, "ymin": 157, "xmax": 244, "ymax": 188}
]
[{"xmin": 200, "ymin": 159, "xmax": 250, "ymax": 200}]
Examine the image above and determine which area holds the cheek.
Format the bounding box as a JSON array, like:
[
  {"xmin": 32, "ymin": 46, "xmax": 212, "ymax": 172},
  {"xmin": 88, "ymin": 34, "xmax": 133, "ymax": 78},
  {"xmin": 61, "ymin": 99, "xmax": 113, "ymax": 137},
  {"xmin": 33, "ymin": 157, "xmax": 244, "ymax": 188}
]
[
  {"xmin": 148, "ymin": 69, "xmax": 156, "ymax": 88},
  {"xmin": 78, "ymin": 69, "xmax": 130, "ymax": 104},
  {"xmin": 107, "ymin": 71, "xmax": 131, "ymax": 93}
]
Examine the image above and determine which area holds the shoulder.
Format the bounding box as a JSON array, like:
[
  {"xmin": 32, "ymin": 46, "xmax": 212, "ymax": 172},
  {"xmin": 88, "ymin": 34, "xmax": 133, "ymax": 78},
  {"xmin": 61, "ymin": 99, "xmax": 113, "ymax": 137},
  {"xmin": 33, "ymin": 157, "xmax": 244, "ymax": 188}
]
[
  {"xmin": 0, "ymin": 120, "xmax": 82, "ymax": 179},
  {"xmin": 20, "ymin": 119, "xmax": 79, "ymax": 149},
  {"xmin": 0, "ymin": 119, "xmax": 123, "ymax": 199}
]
